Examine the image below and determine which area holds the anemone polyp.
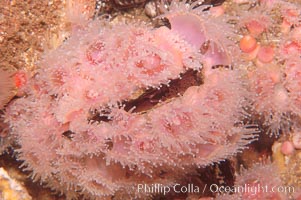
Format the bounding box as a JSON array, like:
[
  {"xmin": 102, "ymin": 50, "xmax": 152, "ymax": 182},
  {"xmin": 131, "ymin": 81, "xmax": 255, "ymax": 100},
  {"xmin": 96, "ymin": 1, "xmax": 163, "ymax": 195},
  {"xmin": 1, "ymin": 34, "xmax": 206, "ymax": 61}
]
[
  {"xmin": 158, "ymin": 0, "xmax": 236, "ymax": 71},
  {"xmin": 257, "ymin": 45, "xmax": 275, "ymax": 63},
  {"xmin": 162, "ymin": 1, "xmax": 229, "ymax": 46},
  {"xmin": 281, "ymin": 141, "xmax": 295, "ymax": 155},
  {"xmin": 166, "ymin": 12, "xmax": 207, "ymax": 48},
  {"xmin": 246, "ymin": 19, "xmax": 266, "ymax": 36},
  {"xmin": 239, "ymin": 35, "xmax": 257, "ymax": 53}
]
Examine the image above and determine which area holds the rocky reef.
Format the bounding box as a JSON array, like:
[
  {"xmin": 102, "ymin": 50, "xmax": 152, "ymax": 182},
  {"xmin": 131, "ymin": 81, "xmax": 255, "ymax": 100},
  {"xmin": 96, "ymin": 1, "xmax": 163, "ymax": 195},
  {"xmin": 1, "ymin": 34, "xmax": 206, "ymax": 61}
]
[{"xmin": 0, "ymin": 0, "xmax": 301, "ymax": 199}]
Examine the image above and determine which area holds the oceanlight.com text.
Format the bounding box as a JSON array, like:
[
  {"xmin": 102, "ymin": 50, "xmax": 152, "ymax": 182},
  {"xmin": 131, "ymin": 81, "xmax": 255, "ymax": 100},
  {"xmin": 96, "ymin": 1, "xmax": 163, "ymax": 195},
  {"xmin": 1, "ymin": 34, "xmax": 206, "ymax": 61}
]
[{"xmin": 210, "ymin": 183, "xmax": 295, "ymax": 195}]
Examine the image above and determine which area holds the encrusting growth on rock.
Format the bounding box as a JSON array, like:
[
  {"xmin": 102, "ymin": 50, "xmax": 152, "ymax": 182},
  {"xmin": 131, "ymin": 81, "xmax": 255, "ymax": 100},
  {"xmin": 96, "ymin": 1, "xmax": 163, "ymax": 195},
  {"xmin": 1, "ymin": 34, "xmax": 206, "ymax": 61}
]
[
  {"xmin": 2, "ymin": 0, "xmax": 257, "ymax": 199},
  {"xmin": 0, "ymin": 0, "xmax": 301, "ymax": 199}
]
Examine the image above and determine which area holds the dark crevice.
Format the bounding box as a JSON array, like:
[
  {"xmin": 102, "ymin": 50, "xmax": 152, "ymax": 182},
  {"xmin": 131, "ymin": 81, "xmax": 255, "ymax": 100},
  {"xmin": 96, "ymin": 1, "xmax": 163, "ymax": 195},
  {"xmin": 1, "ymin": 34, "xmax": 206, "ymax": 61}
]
[
  {"xmin": 201, "ymin": 0, "xmax": 226, "ymax": 7},
  {"xmin": 87, "ymin": 69, "xmax": 203, "ymax": 123},
  {"xmin": 104, "ymin": 139, "xmax": 114, "ymax": 151},
  {"xmin": 88, "ymin": 107, "xmax": 113, "ymax": 123},
  {"xmin": 153, "ymin": 17, "xmax": 171, "ymax": 29},
  {"xmin": 62, "ymin": 130, "xmax": 75, "ymax": 140},
  {"xmin": 211, "ymin": 65, "xmax": 232, "ymax": 69},
  {"xmin": 124, "ymin": 69, "xmax": 203, "ymax": 113}
]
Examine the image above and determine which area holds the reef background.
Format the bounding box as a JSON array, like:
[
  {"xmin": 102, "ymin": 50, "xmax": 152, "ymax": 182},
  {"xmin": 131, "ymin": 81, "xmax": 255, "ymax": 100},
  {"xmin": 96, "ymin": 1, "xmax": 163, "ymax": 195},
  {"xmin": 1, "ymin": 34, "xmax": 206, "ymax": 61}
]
[{"xmin": 0, "ymin": 0, "xmax": 300, "ymax": 199}]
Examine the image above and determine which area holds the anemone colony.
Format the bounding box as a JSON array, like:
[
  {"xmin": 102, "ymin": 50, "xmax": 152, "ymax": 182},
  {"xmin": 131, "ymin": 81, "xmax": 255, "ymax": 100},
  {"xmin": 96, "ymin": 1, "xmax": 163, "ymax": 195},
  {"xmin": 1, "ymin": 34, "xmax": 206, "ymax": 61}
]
[{"xmin": 0, "ymin": 0, "xmax": 301, "ymax": 199}]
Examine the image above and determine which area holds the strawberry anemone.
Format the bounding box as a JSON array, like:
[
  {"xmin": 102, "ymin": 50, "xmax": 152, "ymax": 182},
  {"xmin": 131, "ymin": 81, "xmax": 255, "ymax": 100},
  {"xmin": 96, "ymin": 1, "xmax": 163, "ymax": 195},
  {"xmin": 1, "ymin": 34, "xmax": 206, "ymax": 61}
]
[
  {"xmin": 158, "ymin": 0, "xmax": 238, "ymax": 71},
  {"xmin": 4, "ymin": 1, "xmax": 255, "ymax": 199}
]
